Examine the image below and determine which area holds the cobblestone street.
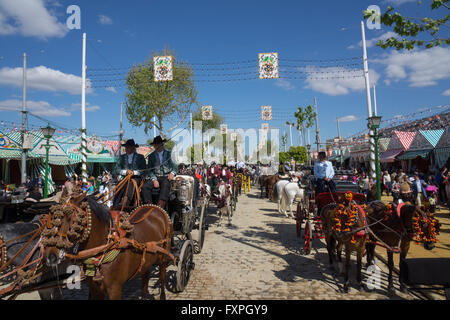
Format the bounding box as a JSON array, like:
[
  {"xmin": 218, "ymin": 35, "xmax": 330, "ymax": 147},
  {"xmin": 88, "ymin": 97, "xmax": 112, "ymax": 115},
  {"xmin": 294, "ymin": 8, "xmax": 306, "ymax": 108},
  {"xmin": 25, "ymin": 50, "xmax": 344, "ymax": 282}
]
[{"xmin": 15, "ymin": 189, "xmax": 428, "ymax": 300}]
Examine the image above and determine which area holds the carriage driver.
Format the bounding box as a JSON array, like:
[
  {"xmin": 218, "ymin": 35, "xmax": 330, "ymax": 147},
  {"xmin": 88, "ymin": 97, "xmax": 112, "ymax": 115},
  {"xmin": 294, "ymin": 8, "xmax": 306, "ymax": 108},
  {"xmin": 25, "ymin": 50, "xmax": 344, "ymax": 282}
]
[
  {"xmin": 314, "ymin": 151, "xmax": 336, "ymax": 195},
  {"xmin": 113, "ymin": 139, "xmax": 147, "ymax": 207},
  {"xmin": 142, "ymin": 136, "xmax": 178, "ymax": 209}
]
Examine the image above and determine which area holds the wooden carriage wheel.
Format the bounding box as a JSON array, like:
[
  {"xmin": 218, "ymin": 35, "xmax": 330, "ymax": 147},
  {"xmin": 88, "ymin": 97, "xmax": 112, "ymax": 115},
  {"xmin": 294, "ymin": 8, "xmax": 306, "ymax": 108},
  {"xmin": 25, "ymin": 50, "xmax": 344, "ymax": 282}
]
[
  {"xmin": 194, "ymin": 203, "xmax": 207, "ymax": 254},
  {"xmin": 176, "ymin": 240, "xmax": 194, "ymax": 292}
]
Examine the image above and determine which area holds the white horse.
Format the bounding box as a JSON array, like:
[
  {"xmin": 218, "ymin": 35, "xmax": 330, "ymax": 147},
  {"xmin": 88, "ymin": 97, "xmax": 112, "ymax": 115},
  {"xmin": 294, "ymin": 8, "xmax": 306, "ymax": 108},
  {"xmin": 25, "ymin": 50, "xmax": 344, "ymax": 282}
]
[
  {"xmin": 215, "ymin": 182, "xmax": 232, "ymax": 225},
  {"xmin": 272, "ymin": 180, "xmax": 304, "ymax": 218}
]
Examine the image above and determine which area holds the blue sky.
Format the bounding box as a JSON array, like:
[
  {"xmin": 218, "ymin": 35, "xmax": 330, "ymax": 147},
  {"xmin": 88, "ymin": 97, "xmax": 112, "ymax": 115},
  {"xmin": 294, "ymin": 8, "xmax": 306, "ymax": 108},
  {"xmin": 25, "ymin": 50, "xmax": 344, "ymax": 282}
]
[{"xmin": 0, "ymin": 0, "xmax": 449, "ymax": 148}]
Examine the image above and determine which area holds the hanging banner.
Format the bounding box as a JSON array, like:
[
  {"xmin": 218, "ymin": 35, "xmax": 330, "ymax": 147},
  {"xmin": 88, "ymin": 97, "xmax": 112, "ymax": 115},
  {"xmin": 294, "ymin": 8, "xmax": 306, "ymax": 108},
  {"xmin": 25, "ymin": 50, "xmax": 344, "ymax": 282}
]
[
  {"xmin": 231, "ymin": 132, "xmax": 237, "ymax": 141},
  {"xmin": 154, "ymin": 56, "xmax": 173, "ymax": 81},
  {"xmin": 394, "ymin": 131, "xmax": 416, "ymax": 151},
  {"xmin": 420, "ymin": 129, "xmax": 445, "ymax": 148},
  {"xmin": 261, "ymin": 123, "xmax": 269, "ymax": 131},
  {"xmin": 261, "ymin": 106, "xmax": 272, "ymax": 120},
  {"xmin": 259, "ymin": 53, "xmax": 278, "ymax": 79},
  {"xmin": 220, "ymin": 124, "xmax": 228, "ymax": 135},
  {"xmin": 202, "ymin": 106, "xmax": 213, "ymax": 120}
]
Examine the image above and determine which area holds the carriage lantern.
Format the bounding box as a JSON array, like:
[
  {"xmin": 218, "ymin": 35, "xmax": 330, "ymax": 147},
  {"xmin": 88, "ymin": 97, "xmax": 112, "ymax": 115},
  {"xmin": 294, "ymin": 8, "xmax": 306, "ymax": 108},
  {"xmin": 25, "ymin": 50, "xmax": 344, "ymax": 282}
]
[{"xmin": 177, "ymin": 180, "xmax": 189, "ymax": 203}]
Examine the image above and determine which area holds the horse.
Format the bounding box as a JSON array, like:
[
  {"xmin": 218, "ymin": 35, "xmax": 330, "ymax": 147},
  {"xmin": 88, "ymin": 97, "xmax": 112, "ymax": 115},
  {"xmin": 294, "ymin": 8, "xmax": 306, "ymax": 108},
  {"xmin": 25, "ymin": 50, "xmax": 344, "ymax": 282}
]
[
  {"xmin": 321, "ymin": 195, "xmax": 368, "ymax": 293},
  {"xmin": 271, "ymin": 180, "xmax": 304, "ymax": 218},
  {"xmin": 259, "ymin": 175, "xmax": 268, "ymax": 198},
  {"xmin": 41, "ymin": 193, "xmax": 174, "ymax": 300},
  {"xmin": 264, "ymin": 175, "xmax": 281, "ymax": 199},
  {"xmin": 213, "ymin": 182, "xmax": 232, "ymax": 226},
  {"xmin": 364, "ymin": 200, "xmax": 441, "ymax": 294},
  {"xmin": 0, "ymin": 216, "xmax": 68, "ymax": 300}
]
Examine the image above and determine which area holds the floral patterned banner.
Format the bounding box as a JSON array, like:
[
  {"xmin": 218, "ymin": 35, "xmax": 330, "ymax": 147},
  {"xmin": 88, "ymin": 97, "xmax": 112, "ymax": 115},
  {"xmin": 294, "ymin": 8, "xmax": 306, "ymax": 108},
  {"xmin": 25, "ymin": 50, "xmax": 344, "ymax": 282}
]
[
  {"xmin": 154, "ymin": 56, "xmax": 173, "ymax": 81},
  {"xmin": 262, "ymin": 123, "xmax": 269, "ymax": 131},
  {"xmin": 261, "ymin": 106, "xmax": 272, "ymax": 120},
  {"xmin": 259, "ymin": 53, "xmax": 278, "ymax": 79},
  {"xmin": 231, "ymin": 132, "xmax": 237, "ymax": 141},
  {"xmin": 202, "ymin": 106, "xmax": 213, "ymax": 120}
]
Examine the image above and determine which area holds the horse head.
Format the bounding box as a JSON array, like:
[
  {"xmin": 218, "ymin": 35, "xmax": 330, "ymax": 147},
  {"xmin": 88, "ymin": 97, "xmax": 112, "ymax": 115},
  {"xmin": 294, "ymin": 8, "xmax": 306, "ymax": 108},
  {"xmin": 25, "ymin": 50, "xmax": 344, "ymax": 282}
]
[{"xmin": 401, "ymin": 203, "xmax": 440, "ymax": 250}]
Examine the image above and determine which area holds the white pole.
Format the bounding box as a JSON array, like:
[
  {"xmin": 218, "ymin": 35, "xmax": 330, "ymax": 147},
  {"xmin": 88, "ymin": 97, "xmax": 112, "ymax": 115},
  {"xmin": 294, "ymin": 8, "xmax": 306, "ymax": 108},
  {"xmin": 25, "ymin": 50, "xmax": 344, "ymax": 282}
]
[
  {"xmin": 314, "ymin": 97, "xmax": 320, "ymax": 153},
  {"xmin": 119, "ymin": 102, "xmax": 124, "ymax": 156},
  {"xmin": 21, "ymin": 53, "xmax": 27, "ymax": 184},
  {"xmin": 373, "ymin": 85, "xmax": 378, "ymax": 116},
  {"xmin": 81, "ymin": 32, "xmax": 88, "ymax": 184},
  {"xmin": 289, "ymin": 124, "xmax": 293, "ymax": 147},
  {"xmin": 153, "ymin": 116, "xmax": 157, "ymax": 137},
  {"xmin": 298, "ymin": 127, "xmax": 302, "ymax": 147},
  {"xmin": 190, "ymin": 112, "xmax": 193, "ymax": 164},
  {"xmin": 361, "ymin": 21, "xmax": 376, "ymax": 180}
]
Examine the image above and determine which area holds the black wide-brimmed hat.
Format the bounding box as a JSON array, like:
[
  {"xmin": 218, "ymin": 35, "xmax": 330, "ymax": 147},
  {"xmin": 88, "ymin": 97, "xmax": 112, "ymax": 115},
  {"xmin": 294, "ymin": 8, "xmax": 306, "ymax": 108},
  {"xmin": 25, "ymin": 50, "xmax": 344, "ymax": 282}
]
[
  {"xmin": 150, "ymin": 136, "xmax": 167, "ymax": 145},
  {"xmin": 122, "ymin": 139, "xmax": 139, "ymax": 148}
]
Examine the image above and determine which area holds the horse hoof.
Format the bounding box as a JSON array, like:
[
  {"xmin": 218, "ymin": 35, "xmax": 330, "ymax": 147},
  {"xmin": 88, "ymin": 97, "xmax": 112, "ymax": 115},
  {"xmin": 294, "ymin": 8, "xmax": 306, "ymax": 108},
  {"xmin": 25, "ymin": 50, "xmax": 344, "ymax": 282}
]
[
  {"xmin": 343, "ymin": 285, "xmax": 349, "ymax": 293},
  {"xmin": 358, "ymin": 284, "xmax": 366, "ymax": 292},
  {"xmin": 400, "ymin": 285, "xmax": 408, "ymax": 294}
]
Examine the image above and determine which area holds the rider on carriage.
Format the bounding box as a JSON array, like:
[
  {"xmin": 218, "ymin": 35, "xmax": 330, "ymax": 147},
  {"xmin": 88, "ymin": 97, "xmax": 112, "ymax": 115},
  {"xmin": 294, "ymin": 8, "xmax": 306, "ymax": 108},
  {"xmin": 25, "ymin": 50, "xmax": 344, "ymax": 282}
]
[
  {"xmin": 141, "ymin": 136, "xmax": 178, "ymax": 209},
  {"xmin": 113, "ymin": 139, "xmax": 147, "ymax": 207}
]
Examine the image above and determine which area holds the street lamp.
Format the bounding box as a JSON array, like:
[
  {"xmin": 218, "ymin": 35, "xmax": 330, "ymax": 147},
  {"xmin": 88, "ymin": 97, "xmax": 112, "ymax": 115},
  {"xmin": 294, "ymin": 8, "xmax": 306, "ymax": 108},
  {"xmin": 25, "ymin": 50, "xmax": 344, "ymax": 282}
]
[
  {"xmin": 41, "ymin": 124, "xmax": 55, "ymax": 199},
  {"xmin": 306, "ymin": 144, "xmax": 311, "ymax": 166},
  {"xmin": 367, "ymin": 116, "xmax": 382, "ymax": 200}
]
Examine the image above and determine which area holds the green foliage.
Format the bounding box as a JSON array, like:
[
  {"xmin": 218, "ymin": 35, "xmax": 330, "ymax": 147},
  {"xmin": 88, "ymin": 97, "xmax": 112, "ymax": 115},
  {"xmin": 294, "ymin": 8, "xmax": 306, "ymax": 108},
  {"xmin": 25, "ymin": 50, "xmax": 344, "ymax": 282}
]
[
  {"xmin": 288, "ymin": 146, "xmax": 307, "ymax": 163},
  {"xmin": 191, "ymin": 107, "xmax": 224, "ymax": 133},
  {"xmin": 278, "ymin": 147, "xmax": 307, "ymax": 164},
  {"xmin": 125, "ymin": 48, "xmax": 198, "ymax": 137},
  {"xmin": 281, "ymin": 133, "xmax": 288, "ymax": 151},
  {"xmin": 363, "ymin": 0, "xmax": 450, "ymax": 50}
]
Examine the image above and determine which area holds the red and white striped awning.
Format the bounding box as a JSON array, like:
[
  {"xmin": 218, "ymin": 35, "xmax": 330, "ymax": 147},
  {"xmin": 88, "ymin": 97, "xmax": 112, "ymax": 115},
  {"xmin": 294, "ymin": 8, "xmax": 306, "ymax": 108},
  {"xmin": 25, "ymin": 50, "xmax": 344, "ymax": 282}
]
[{"xmin": 394, "ymin": 131, "xmax": 416, "ymax": 151}]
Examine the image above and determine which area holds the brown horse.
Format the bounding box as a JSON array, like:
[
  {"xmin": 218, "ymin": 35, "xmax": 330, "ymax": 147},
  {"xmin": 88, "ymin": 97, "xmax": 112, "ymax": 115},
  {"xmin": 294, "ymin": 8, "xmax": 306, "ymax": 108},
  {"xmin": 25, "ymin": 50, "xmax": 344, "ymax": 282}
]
[
  {"xmin": 41, "ymin": 195, "xmax": 174, "ymax": 300},
  {"xmin": 263, "ymin": 175, "xmax": 281, "ymax": 199},
  {"xmin": 321, "ymin": 199, "xmax": 368, "ymax": 292},
  {"xmin": 365, "ymin": 200, "xmax": 440, "ymax": 294},
  {"xmin": 258, "ymin": 175, "xmax": 267, "ymax": 198}
]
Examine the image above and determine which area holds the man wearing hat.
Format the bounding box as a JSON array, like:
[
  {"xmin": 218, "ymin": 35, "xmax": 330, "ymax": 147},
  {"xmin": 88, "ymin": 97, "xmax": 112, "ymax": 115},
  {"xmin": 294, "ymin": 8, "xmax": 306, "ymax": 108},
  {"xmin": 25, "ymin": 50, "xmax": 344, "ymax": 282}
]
[
  {"xmin": 113, "ymin": 139, "xmax": 147, "ymax": 207},
  {"xmin": 314, "ymin": 151, "xmax": 336, "ymax": 195},
  {"xmin": 142, "ymin": 136, "xmax": 177, "ymax": 209}
]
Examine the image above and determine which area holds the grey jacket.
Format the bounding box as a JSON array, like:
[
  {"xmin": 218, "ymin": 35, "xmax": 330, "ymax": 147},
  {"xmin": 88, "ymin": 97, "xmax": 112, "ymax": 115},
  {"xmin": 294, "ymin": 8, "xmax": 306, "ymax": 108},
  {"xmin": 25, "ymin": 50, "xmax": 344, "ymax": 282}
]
[
  {"xmin": 115, "ymin": 152, "xmax": 147, "ymax": 176},
  {"xmin": 147, "ymin": 149, "xmax": 177, "ymax": 180}
]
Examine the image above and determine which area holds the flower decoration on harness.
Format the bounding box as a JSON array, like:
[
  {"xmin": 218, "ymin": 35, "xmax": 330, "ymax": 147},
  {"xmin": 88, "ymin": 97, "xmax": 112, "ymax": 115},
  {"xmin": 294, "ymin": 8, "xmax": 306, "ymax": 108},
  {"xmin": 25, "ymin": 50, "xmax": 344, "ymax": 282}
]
[
  {"xmin": 411, "ymin": 210, "xmax": 440, "ymax": 244},
  {"xmin": 332, "ymin": 200, "xmax": 361, "ymax": 244}
]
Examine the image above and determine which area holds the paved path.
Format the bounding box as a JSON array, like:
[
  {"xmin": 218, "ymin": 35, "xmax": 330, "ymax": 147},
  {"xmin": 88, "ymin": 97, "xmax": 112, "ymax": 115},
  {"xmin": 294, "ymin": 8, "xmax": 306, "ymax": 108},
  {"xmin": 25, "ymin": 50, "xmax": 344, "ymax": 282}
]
[{"xmin": 14, "ymin": 189, "xmax": 437, "ymax": 300}]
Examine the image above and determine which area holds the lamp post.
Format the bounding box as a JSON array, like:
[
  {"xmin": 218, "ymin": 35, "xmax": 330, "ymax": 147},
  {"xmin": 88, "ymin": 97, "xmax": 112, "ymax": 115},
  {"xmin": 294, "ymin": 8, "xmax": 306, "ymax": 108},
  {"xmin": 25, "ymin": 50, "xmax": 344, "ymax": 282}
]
[
  {"xmin": 306, "ymin": 144, "xmax": 311, "ymax": 166},
  {"xmin": 41, "ymin": 125, "xmax": 55, "ymax": 199},
  {"xmin": 367, "ymin": 116, "xmax": 382, "ymax": 200}
]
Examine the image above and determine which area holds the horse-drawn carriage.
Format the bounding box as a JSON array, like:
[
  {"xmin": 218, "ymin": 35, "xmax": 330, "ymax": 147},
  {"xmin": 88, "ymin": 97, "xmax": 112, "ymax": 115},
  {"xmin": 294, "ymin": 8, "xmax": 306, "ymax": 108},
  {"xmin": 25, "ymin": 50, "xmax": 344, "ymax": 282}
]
[{"xmin": 0, "ymin": 172, "xmax": 209, "ymax": 299}]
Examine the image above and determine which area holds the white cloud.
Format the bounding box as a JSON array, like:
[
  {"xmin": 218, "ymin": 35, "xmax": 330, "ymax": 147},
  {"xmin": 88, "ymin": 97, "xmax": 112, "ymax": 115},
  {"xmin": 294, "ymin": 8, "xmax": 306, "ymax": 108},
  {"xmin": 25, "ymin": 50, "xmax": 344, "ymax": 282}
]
[
  {"xmin": 105, "ymin": 86, "xmax": 117, "ymax": 93},
  {"xmin": 0, "ymin": 99, "xmax": 70, "ymax": 117},
  {"xmin": 385, "ymin": 0, "xmax": 416, "ymax": 5},
  {"xmin": 304, "ymin": 66, "xmax": 380, "ymax": 96},
  {"xmin": 275, "ymin": 79, "xmax": 295, "ymax": 91},
  {"xmin": 69, "ymin": 102, "xmax": 100, "ymax": 112},
  {"xmin": 0, "ymin": 66, "xmax": 93, "ymax": 95},
  {"xmin": 348, "ymin": 31, "xmax": 399, "ymax": 50},
  {"xmin": 338, "ymin": 115, "xmax": 360, "ymax": 122},
  {"xmin": 98, "ymin": 14, "xmax": 113, "ymax": 25},
  {"xmin": 374, "ymin": 47, "xmax": 450, "ymax": 87},
  {"xmin": 442, "ymin": 89, "xmax": 450, "ymax": 96},
  {"xmin": 0, "ymin": 0, "xmax": 68, "ymax": 38}
]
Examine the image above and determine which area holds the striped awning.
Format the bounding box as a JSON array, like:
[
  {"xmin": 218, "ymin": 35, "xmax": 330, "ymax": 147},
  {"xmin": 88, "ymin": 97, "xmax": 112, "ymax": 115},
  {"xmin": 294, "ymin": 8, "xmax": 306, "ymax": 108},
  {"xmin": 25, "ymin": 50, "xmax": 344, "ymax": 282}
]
[
  {"xmin": 397, "ymin": 149, "xmax": 432, "ymax": 161},
  {"xmin": 394, "ymin": 131, "xmax": 416, "ymax": 151},
  {"xmin": 434, "ymin": 147, "xmax": 450, "ymax": 169},
  {"xmin": 380, "ymin": 149, "xmax": 403, "ymax": 163}
]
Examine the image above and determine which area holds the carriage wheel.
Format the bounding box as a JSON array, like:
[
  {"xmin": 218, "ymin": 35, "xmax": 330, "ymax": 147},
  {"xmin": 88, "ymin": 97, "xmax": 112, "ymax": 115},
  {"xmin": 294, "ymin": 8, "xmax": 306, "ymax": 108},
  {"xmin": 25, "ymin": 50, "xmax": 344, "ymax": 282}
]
[
  {"xmin": 296, "ymin": 202, "xmax": 303, "ymax": 237},
  {"xmin": 304, "ymin": 220, "xmax": 312, "ymax": 255},
  {"xmin": 176, "ymin": 240, "xmax": 194, "ymax": 292},
  {"xmin": 195, "ymin": 204, "xmax": 207, "ymax": 254}
]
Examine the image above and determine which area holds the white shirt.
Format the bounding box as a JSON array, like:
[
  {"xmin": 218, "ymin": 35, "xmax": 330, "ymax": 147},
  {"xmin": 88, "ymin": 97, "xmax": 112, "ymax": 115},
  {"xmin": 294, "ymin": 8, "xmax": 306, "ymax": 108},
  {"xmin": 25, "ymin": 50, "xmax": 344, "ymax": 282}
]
[
  {"xmin": 158, "ymin": 151, "xmax": 164, "ymax": 164},
  {"xmin": 127, "ymin": 153, "xmax": 134, "ymax": 164}
]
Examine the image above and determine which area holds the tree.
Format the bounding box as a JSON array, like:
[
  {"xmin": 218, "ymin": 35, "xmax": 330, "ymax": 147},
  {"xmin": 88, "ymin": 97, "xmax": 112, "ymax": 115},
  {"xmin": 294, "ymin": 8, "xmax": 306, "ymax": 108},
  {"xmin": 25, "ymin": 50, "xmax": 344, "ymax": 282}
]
[
  {"xmin": 288, "ymin": 146, "xmax": 307, "ymax": 164},
  {"xmin": 191, "ymin": 107, "xmax": 224, "ymax": 133},
  {"xmin": 125, "ymin": 48, "xmax": 198, "ymax": 138},
  {"xmin": 147, "ymin": 138, "xmax": 175, "ymax": 150},
  {"xmin": 364, "ymin": 0, "xmax": 450, "ymax": 50},
  {"xmin": 287, "ymin": 105, "xmax": 316, "ymax": 146}
]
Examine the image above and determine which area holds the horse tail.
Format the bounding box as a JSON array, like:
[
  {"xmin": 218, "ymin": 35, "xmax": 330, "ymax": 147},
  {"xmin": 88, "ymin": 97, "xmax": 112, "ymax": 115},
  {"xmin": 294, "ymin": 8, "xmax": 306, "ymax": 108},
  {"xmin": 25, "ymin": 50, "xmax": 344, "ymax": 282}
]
[{"xmin": 271, "ymin": 183, "xmax": 278, "ymax": 203}]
